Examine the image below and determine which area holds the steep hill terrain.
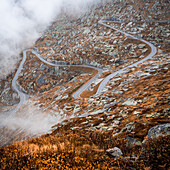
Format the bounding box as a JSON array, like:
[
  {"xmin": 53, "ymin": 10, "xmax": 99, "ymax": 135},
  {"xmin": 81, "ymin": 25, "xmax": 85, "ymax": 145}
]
[{"xmin": 0, "ymin": 0, "xmax": 169, "ymax": 169}]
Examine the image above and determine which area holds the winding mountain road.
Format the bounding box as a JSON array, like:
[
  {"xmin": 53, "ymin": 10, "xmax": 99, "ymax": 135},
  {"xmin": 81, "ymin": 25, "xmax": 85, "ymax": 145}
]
[
  {"xmin": 96, "ymin": 20, "xmax": 157, "ymax": 94},
  {"xmin": 0, "ymin": 17, "xmax": 159, "ymax": 147},
  {"xmin": 10, "ymin": 49, "xmax": 103, "ymax": 114},
  {"xmin": 5, "ymin": 18, "xmax": 157, "ymax": 115}
]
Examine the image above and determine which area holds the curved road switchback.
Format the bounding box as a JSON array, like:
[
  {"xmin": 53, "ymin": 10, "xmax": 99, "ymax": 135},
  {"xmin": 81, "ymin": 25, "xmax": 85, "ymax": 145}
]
[
  {"xmin": 0, "ymin": 49, "xmax": 103, "ymax": 144},
  {"xmin": 96, "ymin": 20, "xmax": 157, "ymax": 94},
  {"xmin": 0, "ymin": 17, "xmax": 159, "ymax": 146},
  {"xmin": 28, "ymin": 50, "xmax": 103, "ymax": 99},
  {"xmin": 3, "ymin": 18, "xmax": 157, "ymax": 116},
  {"xmin": 4, "ymin": 49, "xmax": 103, "ymax": 115}
]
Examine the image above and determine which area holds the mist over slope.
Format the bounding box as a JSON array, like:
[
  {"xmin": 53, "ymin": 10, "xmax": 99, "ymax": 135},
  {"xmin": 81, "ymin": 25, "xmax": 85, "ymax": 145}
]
[{"xmin": 0, "ymin": 0, "xmax": 100, "ymax": 78}]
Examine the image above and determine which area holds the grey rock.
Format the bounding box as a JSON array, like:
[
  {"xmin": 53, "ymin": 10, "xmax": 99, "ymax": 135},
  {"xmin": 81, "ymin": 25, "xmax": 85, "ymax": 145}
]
[
  {"xmin": 71, "ymin": 127, "xmax": 81, "ymax": 130},
  {"xmin": 114, "ymin": 120, "xmax": 120, "ymax": 125},
  {"xmin": 146, "ymin": 114, "xmax": 152, "ymax": 118},
  {"xmin": 89, "ymin": 109, "xmax": 106, "ymax": 115},
  {"xmin": 133, "ymin": 111, "xmax": 140, "ymax": 115},
  {"xmin": 87, "ymin": 127, "xmax": 96, "ymax": 131},
  {"xmin": 73, "ymin": 105, "xmax": 81, "ymax": 114},
  {"xmin": 114, "ymin": 91, "xmax": 123, "ymax": 94},
  {"xmin": 37, "ymin": 75, "xmax": 46, "ymax": 86},
  {"xmin": 126, "ymin": 136, "xmax": 142, "ymax": 148},
  {"xmin": 138, "ymin": 100, "xmax": 143, "ymax": 103},
  {"xmin": 96, "ymin": 123, "xmax": 106, "ymax": 128},
  {"xmin": 110, "ymin": 123, "xmax": 118, "ymax": 128},
  {"xmin": 62, "ymin": 95, "xmax": 68, "ymax": 100},
  {"xmin": 147, "ymin": 123, "xmax": 170, "ymax": 139},
  {"xmin": 123, "ymin": 122, "xmax": 135, "ymax": 133},
  {"xmin": 167, "ymin": 96, "xmax": 170, "ymax": 100},
  {"xmin": 107, "ymin": 127, "xmax": 114, "ymax": 131},
  {"xmin": 146, "ymin": 112, "xmax": 160, "ymax": 118},
  {"xmin": 123, "ymin": 100, "xmax": 137, "ymax": 106},
  {"xmin": 100, "ymin": 127, "xmax": 108, "ymax": 131},
  {"xmin": 81, "ymin": 121, "xmax": 88, "ymax": 125},
  {"xmin": 112, "ymin": 132, "xmax": 121, "ymax": 137},
  {"xmin": 163, "ymin": 108, "xmax": 170, "ymax": 117},
  {"xmin": 106, "ymin": 147, "xmax": 123, "ymax": 158},
  {"xmin": 138, "ymin": 44, "xmax": 146, "ymax": 49},
  {"xmin": 88, "ymin": 98, "xmax": 95, "ymax": 103}
]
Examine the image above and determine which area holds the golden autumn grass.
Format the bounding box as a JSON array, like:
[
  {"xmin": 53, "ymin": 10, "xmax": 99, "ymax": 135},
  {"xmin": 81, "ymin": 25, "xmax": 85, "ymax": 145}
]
[
  {"xmin": 0, "ymin": 132, "xmax": 140, "ymax": 169},
  {"xmin": 1, "ymin": 57, "xmax": 169, "ymax": 169},
  {"xmin": 1, "ymin": 60, "xmax": 169, "ymax": 169},
  {"xmin": 0, "ymin": 125, "xmax": 169, "ymax": 169}
]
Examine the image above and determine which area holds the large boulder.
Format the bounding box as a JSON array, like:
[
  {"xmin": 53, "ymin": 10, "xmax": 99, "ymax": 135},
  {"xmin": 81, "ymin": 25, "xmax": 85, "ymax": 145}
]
[
  {"xmin": 147, "ymin": 123, "xmax": 170, "ymax": 139},
  {"xmin": 143, "ymin": 123, "xmax": 170, "ymax": 144},
  {"xmin": 105, "ymin": 147, "xmax": 123, "ymax": 158}
]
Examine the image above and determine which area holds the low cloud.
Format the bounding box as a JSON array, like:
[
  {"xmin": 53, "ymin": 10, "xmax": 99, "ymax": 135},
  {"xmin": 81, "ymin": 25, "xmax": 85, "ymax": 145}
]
[
  {"xmin": 0, "ymin": 0, "xmax": 100, "ymax": 78},
  {"xmin": 0, "ymin": 101, "xmax": 64, "ymax": 146}
]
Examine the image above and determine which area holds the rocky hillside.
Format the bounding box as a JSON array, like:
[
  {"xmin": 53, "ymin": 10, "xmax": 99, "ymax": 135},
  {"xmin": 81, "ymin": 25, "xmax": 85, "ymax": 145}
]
[{"xmin": 0, "ymin": 0, "xmax": 169, "ymax": 169}]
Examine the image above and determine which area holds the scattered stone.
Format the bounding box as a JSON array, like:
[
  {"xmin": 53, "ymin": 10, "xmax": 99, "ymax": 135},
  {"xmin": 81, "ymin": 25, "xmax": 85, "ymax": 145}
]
[
  {"xmin": 81, "ymin": 121, "xmax": 88, "ymax": 125},
  {"xmin": 147, "ymin": 123, "xmax": 170, "ymax": 139},
  {"xmin": 88, "ymin": 98, "xmax": 95, "ymax": 103},
  {"xmin": 100, "ymin": 127, "xmax": 108, "ymax": 131},
  {"xmin": 114, "ymin": 90, "xmax": 123, "ymax": 94},
  {"xmin": 110, "ymin": 123, "xmax": 118, "ymax": 128},
  {"xmin": 167, "ymin": 96, "xmax": 170, "ymax": 100},
  {"xmin": 87, "ymin": 127, "xmax": 96, "ymax": 131},
  {"xmin": 133, "ymin": 111, "xmax": 140, "ymax": 115},
  {"xmin": 105, "ymin": 147, "xmax": 123, "ymax": 158},
  {"xmin": 71, "ymin": 127, "xmax": 81, "ymax": 130},
  {"xmin": 146, "ymin": 112, "xmax": 160, "ymax": 118},
  {"xmin": 126, "ymin": 136, "xmax": 142, "ymax": 148},
  {"xmin": 96, "ymin": 123, "xmax": 106, "ymax": 128},
  {"xmin": 62, "ymin": 95, "xmax": 68, "ymax": 100},
  {"xmin": 89, "ymin": 109, "xmax": 106, "ymax": 115},
  {"xmin": 107, "ymin": 127, "xmax": 114, "ymax": 131},
  {"xmin": 123, "ymin": 100, "xmax": 137, "ymax": 106},
  {"xmin": 37, "ymin": 75, "xmax": 47, "ymax": 86},
  {"xmin": 114, "ymin": 120, "xmax": 120, "ymax": 125},
  {"xmin": 138, "ymin": 44, "xmax": 146, "ymax": 48}
]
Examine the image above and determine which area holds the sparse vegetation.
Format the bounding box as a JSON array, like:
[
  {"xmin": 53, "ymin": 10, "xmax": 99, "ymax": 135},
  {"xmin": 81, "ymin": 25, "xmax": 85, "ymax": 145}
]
[
  {"xmin": 0, "ymin": 130, "xmax": 169, "ymax": 169},
  {"xmin": 0, "ymin": 0, "xmax": 169, "ymax": 169}
]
